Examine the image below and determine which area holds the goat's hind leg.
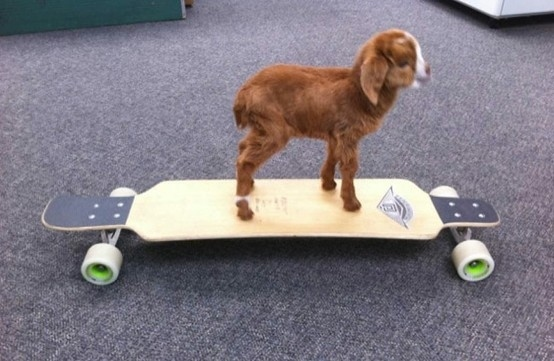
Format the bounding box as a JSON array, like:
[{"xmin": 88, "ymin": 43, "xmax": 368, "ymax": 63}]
[
  {"xmin": 320, "ymin": 138, "xmax": 338, "ymax": 191},
  {"xmin": 237, "ymin": 138, "xmax": 255, "ymax": 190},
  {"xmin": 235, "ymin": 130, "xmax": 288, "ymax": 220}
]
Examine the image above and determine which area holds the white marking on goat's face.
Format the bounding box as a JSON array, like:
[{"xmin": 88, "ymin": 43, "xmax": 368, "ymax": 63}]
[{"xmin": 403, "ymin": 32, "xmax": 430, "ymax": 88}]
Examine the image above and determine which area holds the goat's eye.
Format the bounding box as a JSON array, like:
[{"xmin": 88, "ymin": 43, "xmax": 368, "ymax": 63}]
[{"xmin": 398, "ymin": 60, "xmax": 410, "ymax": 68}]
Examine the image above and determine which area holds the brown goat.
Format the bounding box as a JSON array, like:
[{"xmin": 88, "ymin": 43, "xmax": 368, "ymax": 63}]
[{"xmin": 233, "ymin": 29, "xmax": 430, "ymax": 220}]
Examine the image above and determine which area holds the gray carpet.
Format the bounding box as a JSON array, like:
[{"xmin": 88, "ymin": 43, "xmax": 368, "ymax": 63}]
[{"xmin": 1, "ymin": 0, "xmax": 553, "ymax": 359}]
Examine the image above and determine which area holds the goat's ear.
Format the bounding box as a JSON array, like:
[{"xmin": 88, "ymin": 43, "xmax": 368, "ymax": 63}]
[{"xmin": 360, "ymin": 56, "xmax": 389, "ymax": 105}]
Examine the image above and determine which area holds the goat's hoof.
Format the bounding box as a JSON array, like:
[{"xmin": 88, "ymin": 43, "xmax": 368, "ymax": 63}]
[
  {"xmin": 322, "ymin": 179, "xmax": 337, "ymax": 191},
  {"xmin": 343, "ymin": 198, "xmax": 362, "ymax": 212},
  {"xmin": 238, "ymin": 209, "xmax": 254, "ymax": 220},
  {"xmin": 236, "ymin": 200, "xmax": 254, "ymax": 221}
]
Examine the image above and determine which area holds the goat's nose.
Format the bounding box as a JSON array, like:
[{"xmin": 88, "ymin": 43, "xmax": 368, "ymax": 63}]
[{"xmin": 425, "ymin": 63, "xmax": 431, "ymax": 76}]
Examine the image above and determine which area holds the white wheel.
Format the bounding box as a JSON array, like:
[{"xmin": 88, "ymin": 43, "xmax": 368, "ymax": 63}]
[
  {"xmin": 81, "ymin": 243, "xmax": 123, "ymax": 285},
  {"xmin": 430, "ymin": 185, "xmax": 459, "ymax": 198},
  {"xmin": 109, "ymin": 187, "xmax": 137, "ymax": 197},
  {"xmin": 452, "ymin": 240, "xmax": 494, "ymax": 282}
]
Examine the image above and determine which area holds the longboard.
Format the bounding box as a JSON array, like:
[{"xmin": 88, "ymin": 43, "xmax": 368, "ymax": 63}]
[
  {"xmin": 42, "ymin": 179, "xmax": 500, "ymax": 284},
  {"xmin": 43, "ymin": 178, "xmax": 499, "ymax": 240}
]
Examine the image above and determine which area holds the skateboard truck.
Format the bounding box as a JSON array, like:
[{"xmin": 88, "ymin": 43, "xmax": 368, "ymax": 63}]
[
  {"xmin": 430, "ymin": 186, "xmax": 495, "ymax": 282},
  {"xmin": 82, "ymin": 187, "xmax": 137, "ymax": 285},
  {"xmin": 101, "ymin": 226, "xmax": 122, "ymax": 246}
]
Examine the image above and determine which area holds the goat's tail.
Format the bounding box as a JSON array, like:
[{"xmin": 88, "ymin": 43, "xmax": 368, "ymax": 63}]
[{"xmin": 233, "ymin": 89, "xmax": 250, "ymax": 129}]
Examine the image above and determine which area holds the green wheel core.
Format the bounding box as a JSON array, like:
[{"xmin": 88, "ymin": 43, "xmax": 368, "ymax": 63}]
[
  {"xmin": 464, "ymin": 259, "xmax": 488, "ymax": 278},
  {"xmin": 86, "ymin": 264, "xmax": 114, "ymax": 282}
]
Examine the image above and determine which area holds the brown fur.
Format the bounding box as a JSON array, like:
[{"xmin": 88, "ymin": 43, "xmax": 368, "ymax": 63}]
[{"xmin": 234, "ymin": 29, "xmax": 430, "ymax": 220}]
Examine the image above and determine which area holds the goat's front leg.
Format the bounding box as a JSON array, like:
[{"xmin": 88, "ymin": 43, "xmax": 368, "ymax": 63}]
[{"xmin": 338, "ymin": 142, "xmax": 361, "ymax": 212}]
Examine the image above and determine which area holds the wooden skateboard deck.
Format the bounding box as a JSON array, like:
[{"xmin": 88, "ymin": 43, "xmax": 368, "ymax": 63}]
[{"xmin": 42, "ymin": 179, "xmax": 499, "ymax": 242}]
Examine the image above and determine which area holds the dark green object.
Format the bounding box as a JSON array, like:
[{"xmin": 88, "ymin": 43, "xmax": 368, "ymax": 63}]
[{"xmin": 0, "ymin": 0, "xmax": 185, "ymax": 36}]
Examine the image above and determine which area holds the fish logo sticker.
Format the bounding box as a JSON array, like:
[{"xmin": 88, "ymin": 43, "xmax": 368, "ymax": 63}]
[{"xmin": 377, "ymin": 187, "xmax": 413, "ymax": 228}]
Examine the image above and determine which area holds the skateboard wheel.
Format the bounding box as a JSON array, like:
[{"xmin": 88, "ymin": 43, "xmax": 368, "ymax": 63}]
[
  {"xmin": 430, "ymin": 185, "xmax": 459, "ymax": 198},
  {"xmin": 81, "ymin": 243, "xmax": 123, "ymax": 285},
  {"xmin": 451, "ymin": 240, "xmax": 494, "ymax": 282},
  {"xmin": 110, "ymin": 187, "xmax": 137, "ymax": 197}
]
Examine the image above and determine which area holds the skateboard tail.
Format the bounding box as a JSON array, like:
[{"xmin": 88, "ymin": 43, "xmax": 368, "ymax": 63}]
[
  {"xmin": 430, "ymin": 196, "xmax": 500, "ymax": 228},
  {"xmin": 42, "ymin": 195, "xmax": 134, "ymax": 231}
]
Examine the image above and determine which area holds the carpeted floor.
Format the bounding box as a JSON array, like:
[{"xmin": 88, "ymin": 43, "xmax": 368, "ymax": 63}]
[{"xmin": 1, "ymin": 1, "xmax": 552, "ymax": 359}]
